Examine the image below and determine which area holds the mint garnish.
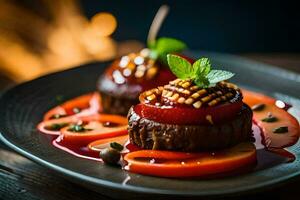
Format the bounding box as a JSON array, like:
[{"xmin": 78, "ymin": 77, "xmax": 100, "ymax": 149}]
[
  {"xmin": 167, "ymin": 54, "xmax": 235, "ymax": 88},
  {"xmin": 148, "ymin": 37, "xmax": 187, "ymax": 64}
]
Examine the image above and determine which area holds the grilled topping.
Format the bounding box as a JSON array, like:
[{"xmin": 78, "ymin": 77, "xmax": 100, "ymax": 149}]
[
  {"xmin": 140, "ymin": 79, "xmax": 241, "ymax": 108},
  {"xmin": 109, "ymin": 49, "xmax": 160, "ymax": 84}
]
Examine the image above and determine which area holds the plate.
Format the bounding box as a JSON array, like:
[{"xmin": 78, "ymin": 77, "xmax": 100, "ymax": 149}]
[{"xmin": 1, "ymin": 51, "xmax": 300, "ymax": 198}]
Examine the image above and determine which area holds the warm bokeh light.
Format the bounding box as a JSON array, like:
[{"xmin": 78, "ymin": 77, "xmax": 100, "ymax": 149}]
[
  {"xmin": 90, "ymin": 13, "xmax": 117, "ymax": 37},
  {"xmin": 0, "ymin": 0, "xmax": 138, "ymax": 83}
]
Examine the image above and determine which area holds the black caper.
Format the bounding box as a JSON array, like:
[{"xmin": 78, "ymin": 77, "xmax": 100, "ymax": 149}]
[
  {"xmin": 100, "ymin": 148, "xmax": 121, "ymax": 165},
  {"xmin": 251, "ymin": 103, "xmax": 265, "ymax": 111},
  {"xmin": 273, "ymin": 126, "xmax": 288, "ymax": 134},
  {"xmin": 110, "ymin": 142, "xmax": 124, "ymax": 151}
]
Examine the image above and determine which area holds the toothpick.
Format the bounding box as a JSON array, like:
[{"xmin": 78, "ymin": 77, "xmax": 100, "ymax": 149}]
[{"xmin": 147, "ymin": 5, "xmax": 170, "ymax": 45}]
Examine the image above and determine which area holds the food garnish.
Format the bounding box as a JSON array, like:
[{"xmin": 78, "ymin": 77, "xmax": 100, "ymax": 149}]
[
  {"xmin": 167, "ymin": 54, "xmax": 234, "ymax": 88},
  {"xmin": 100, "ymin": 148, "xmax": 121, "ymax": 165},
  {"xmin": 110, "ymin": 142, "xmax": 124, "ymax": 151},
  {"xmin": 45, "ymin": 123, "xmax": 68, "ymax": 131},
  {"xmin": 36, "ymin": 55, "xmax": 300, "ymax": 179},
  {"xmin": 251, "ymin": 103, "xmax": 266, "ymax": 111},
  {"xmin": 262, "ymin": 115, "xmax": 278, "ymax": 122},
  {"xmin": 273, "ymin": 126, "xmax": 289, "ymax": 134},
  {"xmin": 148, "ymin": 37, "xmax": 186, "ymax": 64}
]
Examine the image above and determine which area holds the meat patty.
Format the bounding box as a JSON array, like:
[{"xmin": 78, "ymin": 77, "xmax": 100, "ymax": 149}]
[
  {"xmin": 100, "ymin": 91, "xmax": 138, "ymax": 116},
  {"xmin": 128, "ymin": 104, "xmax": 253, "ymax": 151},
  {"xmin": 98, "ymin": 75, "xmax": 140, "ymax": 116}
]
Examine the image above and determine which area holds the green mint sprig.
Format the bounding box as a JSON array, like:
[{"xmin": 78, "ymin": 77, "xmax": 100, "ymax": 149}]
[
  {"xmin": 148, "ymin": 37, "xmax": 187, "ymax": 65},
  {"xmin": 167, "ymin": 54, "xmax": 235, "ymax": 88}
]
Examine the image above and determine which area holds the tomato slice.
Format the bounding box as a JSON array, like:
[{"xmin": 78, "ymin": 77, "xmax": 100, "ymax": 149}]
[
  {"xmin": 60, "ymin": 114, "xmax": 128, "ymax": 145},
  {"xmin": 88, "ymin": 135, "xmax": 129, "ymax": 152},
  {"xmin": 253, "ymin": 104, "xmax": 300, "ymax": 148},
  {"xmin": 242, "ymin": 89, "xmax": 300, "ymax": 148},
  {"xmin": 37, "ymin": 116, "xmax": 78, "ymax": 135},
  {"xmin": 134, "ymin": 99, "xmax": 243, "ymax": 125},
  {"xmin": 124, "ymin": 142, "xmax": 256, "ymax": 178},
  {"xmin": 44, "ymin": 92, "xmax": 100, "ymax": 120}
]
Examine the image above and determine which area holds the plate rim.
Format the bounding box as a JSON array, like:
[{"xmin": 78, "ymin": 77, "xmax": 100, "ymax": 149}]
[
  {"xmin": 1, "ymin": 53, "xmax": 300, "ymax": 196},
  {"xmin": 1, "ymin": 132, "xmax": 300, "ymax": 196}
]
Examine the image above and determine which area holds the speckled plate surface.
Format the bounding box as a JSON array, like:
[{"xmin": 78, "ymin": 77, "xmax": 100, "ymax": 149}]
[{"xmin": 1, "ymin": 52, "xmax": 300, "ymax": 198}]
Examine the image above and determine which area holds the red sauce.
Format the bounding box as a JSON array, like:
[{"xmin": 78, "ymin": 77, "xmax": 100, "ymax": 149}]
[
  {"xmin": 47, "ymin": 120, "xmax": 295, "ymax": 165},
  {"xmin": 37, "ymin": 91, "xmax": 299, "ymax": 177}
]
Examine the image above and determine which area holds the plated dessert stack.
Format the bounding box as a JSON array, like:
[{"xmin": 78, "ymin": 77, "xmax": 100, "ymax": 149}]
[
  {"xmin": 128, "ymin": 54, "xmax": 253, "ymax": 151},
  {"xmin": 97, "ymin": 37, "xmax": 187, "ymax": 115}
]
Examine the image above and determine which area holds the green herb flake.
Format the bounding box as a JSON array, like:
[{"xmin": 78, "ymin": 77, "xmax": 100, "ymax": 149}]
[
  {"xmin": 273, "ymin": 126, "xmax": 288, "ymax": 134},
  {"xmin": 46, "ymin": 123, "xmax": 68, "ymax": 131},
  {"xmin": 251, "ymin": 103, "xmax": 265, "ymax": 111},
  {"xmin": 166, "ymin": 54, "xmax": 235, "ymax": 88},
  {"xmin": 68, "ymin": 124, "xmax": 91, "ymax": 133},
  {"xmin": 262, "ymin": 116, "xmax": 278, "ymax": 122},
  {"xmin": 110, "ymin": 142, "xmax": 124, "ymax": 151}
]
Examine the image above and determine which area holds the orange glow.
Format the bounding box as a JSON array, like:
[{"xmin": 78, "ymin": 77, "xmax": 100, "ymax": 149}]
[
  {"xmin": 90, "ymin": 13, "xmax": 117, "ymax": 37},
  {"xmin": 0, "ymin": 1, "xmax": 121, "ymax": 82}
]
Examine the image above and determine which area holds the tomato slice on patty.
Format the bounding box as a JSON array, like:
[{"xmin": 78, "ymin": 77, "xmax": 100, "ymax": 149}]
[{"xmin": 134, "ymin": 99, "xmax": 243, "ymax": 125}]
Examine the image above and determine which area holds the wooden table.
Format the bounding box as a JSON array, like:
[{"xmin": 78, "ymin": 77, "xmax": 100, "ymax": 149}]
[{"xmin": 1, "ymin": 54, "xmax": 300, "ymax": 200}]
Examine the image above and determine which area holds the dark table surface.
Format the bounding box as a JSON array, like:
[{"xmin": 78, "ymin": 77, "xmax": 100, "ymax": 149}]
[{"xmin": 1, "ymin": 54, "xmax": 300, "ymax": 200}]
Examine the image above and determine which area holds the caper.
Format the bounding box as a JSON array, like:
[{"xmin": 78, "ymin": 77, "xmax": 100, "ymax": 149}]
[
  {"xmin": 110, "ymin": 142, "xmax": 124, "ymax": 151},
  {"xmin": 100, "ymin": 148, "xmax": 121, "ymax": 165}
]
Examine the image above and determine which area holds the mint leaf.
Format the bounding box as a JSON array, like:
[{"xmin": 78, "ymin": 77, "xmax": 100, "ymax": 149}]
[
  {"xmin": 149, "ymin": 37, "xmax": 187, "ymax": 64},
  {"xmin": 166, "ymin": 54, "xmax": 235, "ymax": 88},
  {"xmin": 207, "ymin": 70, "xmax": 235, "ymax": 85},
  {"xmin": 192, "ymin": 57, "xmax": 211, "ymax": 77},
  {"xmin": 155, "ymin": 37, "xmax": 187, "ymax": 55},
  {"xmin": 167, "ymin": 54, "xmax": 193, "ymax": 79},
  {"xmin": 194, "ymin": 75, "xmax": 210, "ymax": 88}
]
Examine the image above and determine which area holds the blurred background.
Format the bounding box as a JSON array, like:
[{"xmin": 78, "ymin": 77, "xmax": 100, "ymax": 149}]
[{"xmin": 0, "ymin": 0, "xmax": 299, "ymax": 87}]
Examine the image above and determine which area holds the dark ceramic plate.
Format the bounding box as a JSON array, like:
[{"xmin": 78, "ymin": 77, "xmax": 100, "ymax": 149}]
[{"xmin": 1, "ymin": 52, "xmax": 300, "ymax": 198}]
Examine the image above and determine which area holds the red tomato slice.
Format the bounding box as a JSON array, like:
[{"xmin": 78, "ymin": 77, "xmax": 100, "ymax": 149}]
[
  {"xmin": 60, "ymin": 114, "xmax": 128, "ymax": 145},
  {"xmin": 242, "ymin": 89, "xmax": 300, "ymax": 148},
  {"xmin": 134, "ymin": 99, "xmax": 243, "ymax": 125},
  {"xmin": 44, "ymin": 92, "xmax": 100, "ymax": 121},
  {"xmin": 37, "ymin": 116, "xmax": 78, "ymax": 135},
  {"xmin": 88, "ymin": 135, "xmax": 129, "ymax": 152},
  {"xmin": 124, "ymin": 143, "xmax": 256, "ymax": 178},
  {"xmin": 253, "ymin": 104, "xmax": 300, "ymax": 148}
]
